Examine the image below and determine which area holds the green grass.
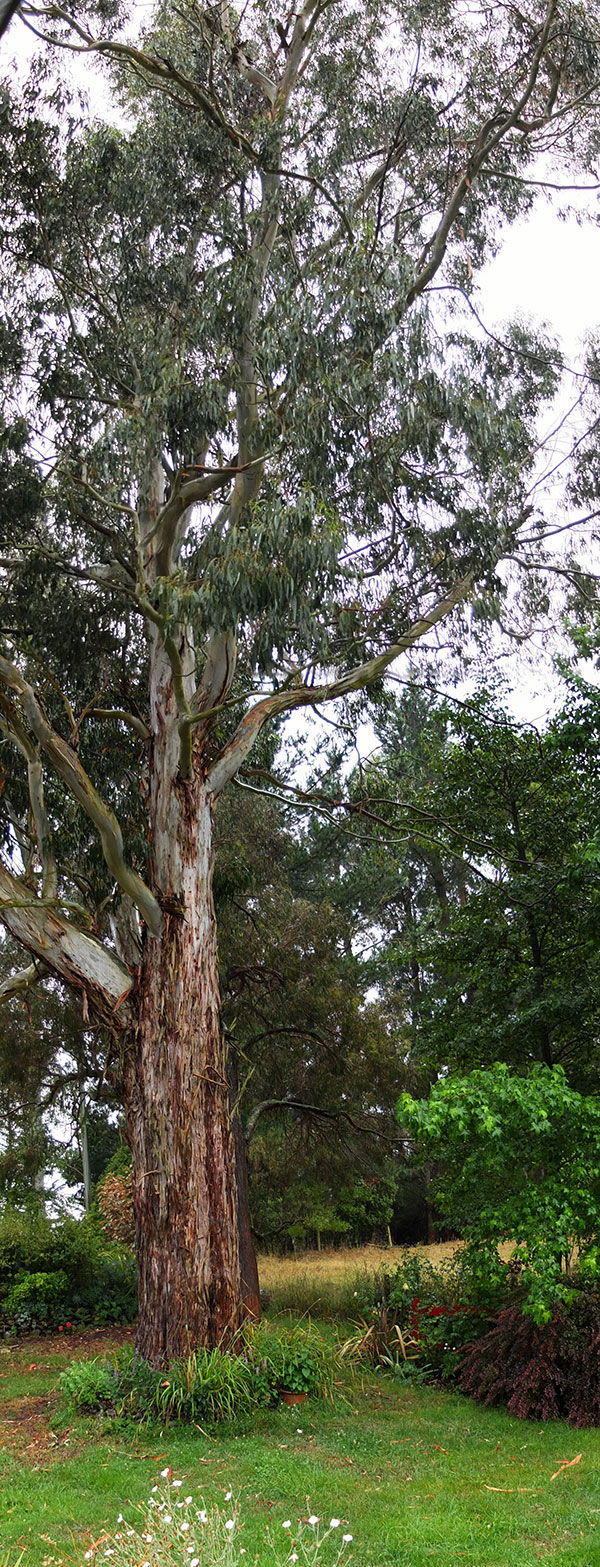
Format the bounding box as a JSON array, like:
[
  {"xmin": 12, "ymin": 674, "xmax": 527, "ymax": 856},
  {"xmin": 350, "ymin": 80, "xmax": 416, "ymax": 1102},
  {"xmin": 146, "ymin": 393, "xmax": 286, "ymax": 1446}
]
[{"xmin": 2, "ymin": 1330, "xmax": 600, "ymax": 1566}]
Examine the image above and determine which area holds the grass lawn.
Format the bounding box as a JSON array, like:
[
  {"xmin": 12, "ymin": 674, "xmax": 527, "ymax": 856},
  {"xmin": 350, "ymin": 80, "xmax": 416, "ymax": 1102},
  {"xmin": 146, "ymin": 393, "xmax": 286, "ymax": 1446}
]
[{"xmin": 2, "ymin": 1325, "xmax": 600, "ymax": 1567}]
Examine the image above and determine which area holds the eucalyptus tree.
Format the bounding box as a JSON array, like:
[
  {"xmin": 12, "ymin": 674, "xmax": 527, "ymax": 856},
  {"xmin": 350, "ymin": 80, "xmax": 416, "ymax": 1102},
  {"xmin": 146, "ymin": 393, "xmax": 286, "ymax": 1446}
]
[{"xmin": 0, "ymin": 0, "xmax": 598, "ymax": 1361}]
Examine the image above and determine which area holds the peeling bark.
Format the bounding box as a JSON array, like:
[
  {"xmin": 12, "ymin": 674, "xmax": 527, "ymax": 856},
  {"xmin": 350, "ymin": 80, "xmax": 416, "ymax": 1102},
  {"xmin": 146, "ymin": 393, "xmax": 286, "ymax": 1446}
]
[
  {"xmin": 123, "ymin": 628, "xmax": 243, "ymax": 1363},
  {"xmin": 0, "ymin": 861, "xmax": 133, "ymax": 1023}
]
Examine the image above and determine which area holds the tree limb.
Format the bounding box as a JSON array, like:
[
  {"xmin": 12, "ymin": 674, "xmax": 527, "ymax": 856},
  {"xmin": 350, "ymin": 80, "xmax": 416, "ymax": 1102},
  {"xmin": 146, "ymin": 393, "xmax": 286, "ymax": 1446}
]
[
  {"xmin": 0, "ymin": 653, "xmax": 162, "ymax": 935},
  {"xmin": 0, "ymin": 692, "xmax": 56, "ymax": 899},
  {"xmin": 0, "ymin": 858, "xmax": 133, "ymax": 1023},
  {"xmin": 0, "ymin": 961, "xmax": 49, "ymax": 1002},
  {"xmin": 207, "ymin": 576, "xmax": 472, "ymax": 796},
  {"xmin": 245, "ymin": 1096, "xmax": 405, "ymax": 1146}
]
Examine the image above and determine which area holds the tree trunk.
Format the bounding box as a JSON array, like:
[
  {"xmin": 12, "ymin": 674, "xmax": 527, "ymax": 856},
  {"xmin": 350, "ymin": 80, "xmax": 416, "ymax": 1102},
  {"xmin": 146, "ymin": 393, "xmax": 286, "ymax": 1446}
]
[{"xmin": 122, "ymin": 631, "xmax": 244, "ymax": 1365}]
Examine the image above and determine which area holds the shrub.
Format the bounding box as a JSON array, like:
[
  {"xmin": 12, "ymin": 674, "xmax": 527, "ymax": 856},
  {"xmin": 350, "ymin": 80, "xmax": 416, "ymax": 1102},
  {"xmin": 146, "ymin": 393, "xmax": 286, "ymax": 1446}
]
[
  {"xmin": 1, "ymin": 1269, "xmax": 69, "ymax": 1332},
  {"xmin": 63, "ymin": 1253, "xmax": 137, "ymax": 1327},
  {"xmin": 411, "ymin": 1303, "xmax": 493, "ymax": 1382},
  {"xmin": 61, "ymin": 1321, "xmax": 334, "ymax": 1424},
  {"xmin": 387, "ymin": 1250, "xmax": 465, "ymax": 1327},
  {"xmin": 0, "ymin": 1208, "xmax": 137, "ymax": 1332},
  {"xmin": 458, "ymin": 1289, "xmax": 600, "ymax": 1425},
  {"xmin": 78, "ymin": 1476, "xmax": 354, "ymax": 1566},
  {"xmin": 59, "ymin": 1356, "xmax": 117, "ymax": 1412},
  {"xmin": 0, "ymin": 1210, "xmax": 101, "ymax": 1292}
]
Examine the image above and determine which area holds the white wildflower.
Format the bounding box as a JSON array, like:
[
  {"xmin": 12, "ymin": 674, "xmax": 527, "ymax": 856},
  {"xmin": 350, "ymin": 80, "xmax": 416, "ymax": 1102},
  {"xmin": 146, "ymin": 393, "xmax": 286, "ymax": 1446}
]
[
  {"xmin": 84, "ymin": 1552, "xmax": 93, "ymax": 1560},
  {"xmin": 117, "ymin": 1515, "xmax": 124, "ymax": 1524},
  {"xmin": 151, "ymin": 1485, "xmax": 158, "ymax": 1493},
  {"xmin": 163, "ymin": 1514, "xmax": 172, "ymax": 1524},
  {"xmin": 225, "ymin": 1490, "xmax": 233, "ymax": 1501},
  {"xmin": 181, "ymin": 1521, "xmax": 190, "ymax": 1532},
  {"xmin": 172, "ymin": 1479, "xmax": 183, "ymax": 1488},
  {"xmin": 161, "ymin": 1467, "xmax": 170, "ymax": 1478},
  {"xmin": 190, "ymin": 1559, "xmax": 200, "ymax": 1566},
  {"xmin": 282, "ymin": 1521, "xmax": 292, "ymax": 1530},
  {"xmin": 343, "ymin": 1534, "xmax": 353, "ymax": 1544},
  {"xmin": 198, "ymin": 1510, "xmax": 207, "ymax": 1523},
  {"xmin": 225, "ymin": 1520, "xmax": 235, "ymax": 1531},
  {"xmin": 185, "ymin": 1496, "xmax": 193, "ymax": 1504},
  {"xmin": 308, "ymin": 1516, "xmax": 319, "ymax": 1526},
  {"xmin": 330, "ymin": 1519, "xmax": 341, "ymax": 1529},
  {"xmin": 290, "ymin": 1555, "xmax": 298, "ymax": 1563}
]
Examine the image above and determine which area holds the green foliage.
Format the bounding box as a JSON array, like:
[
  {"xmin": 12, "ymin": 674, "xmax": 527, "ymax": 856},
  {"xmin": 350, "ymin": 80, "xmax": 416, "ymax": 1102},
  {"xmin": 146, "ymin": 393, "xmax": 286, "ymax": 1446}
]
[
  {"xmin": 411, "ymin": 1306, "xmax": 492, "ymax": 1384},
  {"xmin": 64, "ymin": 1252, "xmax": 137, "ymax": 1327},
  {"xmin": 0, "ymin": 1210, "xmax": 98, "ymax": 1291},
  {"xmin": 400, "ymin": 1063, "xmax": 600, "ymax": 1320},
  {"xmin": 60, "ymin": 1320, "xmax": 333, "ymax": 1424},
  {"xmin": 1, "ymin": 1269, "xmax": 69, "ymax": 1332},
  {"xmin": 0, "ymin": 1210, "xmax": 136, "ymax": 1330}
]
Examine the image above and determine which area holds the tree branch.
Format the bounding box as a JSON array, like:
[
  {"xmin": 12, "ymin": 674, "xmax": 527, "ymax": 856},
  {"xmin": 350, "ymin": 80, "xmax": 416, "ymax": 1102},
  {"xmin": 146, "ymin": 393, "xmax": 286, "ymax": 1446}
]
[
  {"xmin": 207, "ymin": 576, "xmax": 471, "ymax": 796},
  {"xmin": 0, "ymin": 960, "xmax": 49, "ymax": 1003},
  {"xmin": 0, "ymin": 692, "xmax": 56, "ymax": 899},
  {"xmin": 0, "ymin": 653, "xmax": 162, "ymax": 935},
  {"xmin": 21, "ymin": 4, "xmax": 260, "ymax": 161},
  {"xmin": 245, "ymin": 1096, "xmax": 404, "ymax": 1146},
  {"xmin": 0, "ymin": 858, "xmax": 133, "ymax": 1023},
  {"xmin": 406, "ymin": 0, "xmax": 560, "ymax": 305}
]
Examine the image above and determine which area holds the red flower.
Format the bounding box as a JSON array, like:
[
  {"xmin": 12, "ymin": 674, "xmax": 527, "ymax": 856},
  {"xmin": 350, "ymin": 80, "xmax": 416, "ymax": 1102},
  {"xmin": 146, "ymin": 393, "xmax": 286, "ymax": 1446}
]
[
  {"xmin": 58, "ymin": 1325, "xmax": 63, "ymax": 1332},
  {"xmin": 66, "ymin": 1321, "xmax": 72, "ymax": 1328}
]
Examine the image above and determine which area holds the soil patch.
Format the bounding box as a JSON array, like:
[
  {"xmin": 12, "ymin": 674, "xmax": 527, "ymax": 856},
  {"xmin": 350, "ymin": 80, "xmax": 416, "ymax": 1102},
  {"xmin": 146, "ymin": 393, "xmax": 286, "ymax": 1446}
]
[
  {"xmin": 0, "ymin": 1391, "xmax": 65, "ymax": 1459},
  {"xmin": 3, "ymin": 1324, "xmax": 136, "ymax": 1359}
]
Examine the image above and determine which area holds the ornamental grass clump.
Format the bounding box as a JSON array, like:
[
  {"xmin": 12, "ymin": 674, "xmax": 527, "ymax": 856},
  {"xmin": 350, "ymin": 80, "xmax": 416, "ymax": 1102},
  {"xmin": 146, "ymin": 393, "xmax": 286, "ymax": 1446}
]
[
  {"xmin": 60, "ymin": 1320, "xmax": 335, "ymax": 1424},
  {"xmin": 78, "ymin": 1475, "xmax": 353, "ymax": 1566}
]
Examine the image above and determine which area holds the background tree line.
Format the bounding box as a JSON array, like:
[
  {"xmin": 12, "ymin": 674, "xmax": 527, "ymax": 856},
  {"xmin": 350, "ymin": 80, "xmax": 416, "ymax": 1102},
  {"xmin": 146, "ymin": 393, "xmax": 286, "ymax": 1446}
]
[{"xmin": 5, "ymin": 669, "xmax": 600, "ymax": 1250}]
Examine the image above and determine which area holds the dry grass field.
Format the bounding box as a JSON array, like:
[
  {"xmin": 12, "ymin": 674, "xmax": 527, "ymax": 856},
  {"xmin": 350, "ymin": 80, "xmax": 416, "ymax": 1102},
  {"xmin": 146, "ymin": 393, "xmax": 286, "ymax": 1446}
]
[{"xmin": 257, "ymin": 1238, "xmax": 462, "ymax": 1292}]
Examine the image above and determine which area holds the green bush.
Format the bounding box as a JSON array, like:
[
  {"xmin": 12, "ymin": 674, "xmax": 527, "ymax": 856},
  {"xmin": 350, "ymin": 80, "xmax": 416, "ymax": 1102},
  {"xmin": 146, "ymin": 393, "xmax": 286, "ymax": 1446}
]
[
  {"xmin": 411, "ymin": 1304, "xmax": 493, "ymax": 1382},
  {"xmin": 60, "ymin": 1321, "xmax": 335, "ymax": 1424},
  {"xmin": 0, "ymin": 1210, "xmax": 101, "ymax": 1292},
  {"xmin": 1, "ymin": 1269, "xmax": 70, "ymax": 1332},
  {"xmin": 0, "ymin": 1208, "xmax": 137, "ymax": 1332},
  {"xmin": 59, "ymin": 1356, "xmax": 117, "ymax": 1411},
  {"xmin": 63, "ymin": 1253, "xmax": 137, "ymax": 1327}
]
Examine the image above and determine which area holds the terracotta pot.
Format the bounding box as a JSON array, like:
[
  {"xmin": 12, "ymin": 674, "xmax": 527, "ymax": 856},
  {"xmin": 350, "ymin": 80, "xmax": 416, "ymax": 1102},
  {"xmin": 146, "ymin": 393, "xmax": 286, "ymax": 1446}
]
[{"xmin": 280, "ymin": 1390, "xmax": 307, "ymax": 1406}]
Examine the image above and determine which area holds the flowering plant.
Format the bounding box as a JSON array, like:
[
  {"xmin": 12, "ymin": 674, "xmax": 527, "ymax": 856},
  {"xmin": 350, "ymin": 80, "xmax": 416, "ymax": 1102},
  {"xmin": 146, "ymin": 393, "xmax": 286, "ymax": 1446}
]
[{"xmin": 78, "ymin": 1474, "xmax": 353, "ymax": 1566}]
